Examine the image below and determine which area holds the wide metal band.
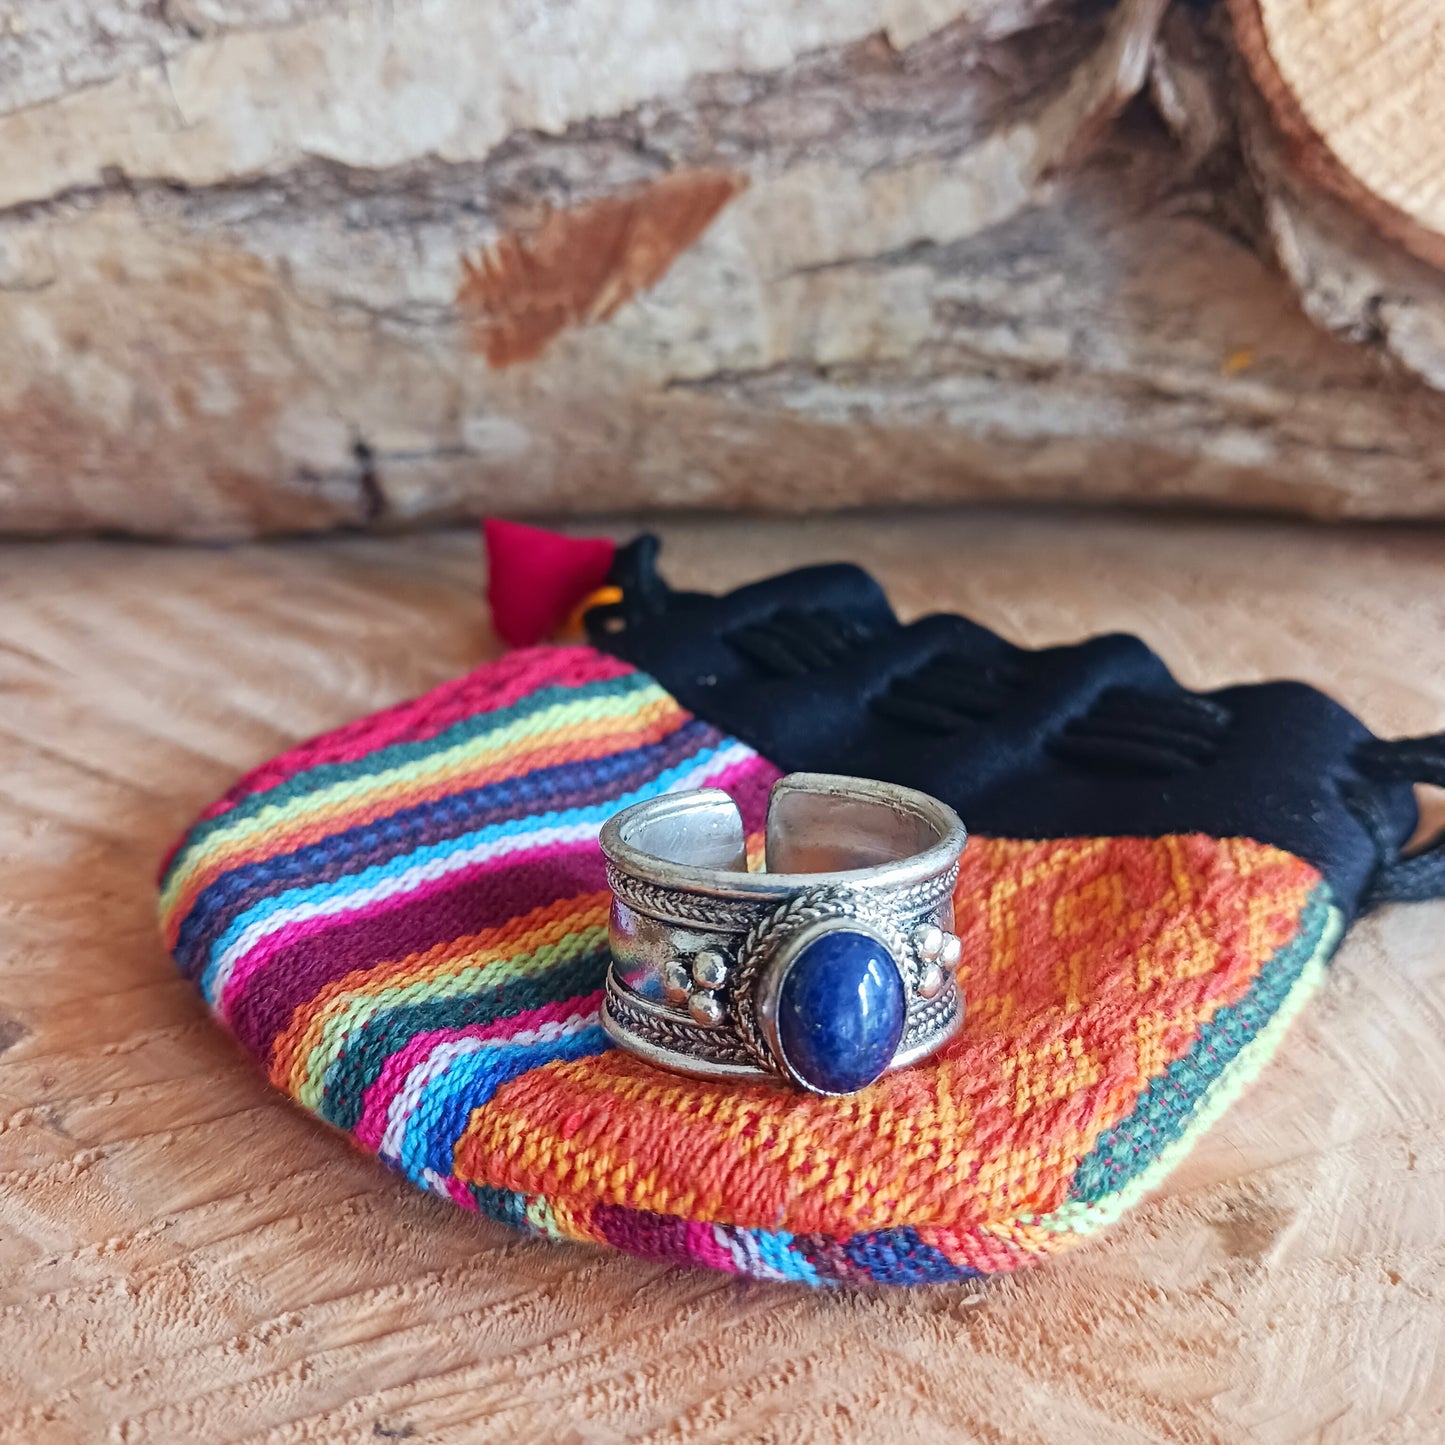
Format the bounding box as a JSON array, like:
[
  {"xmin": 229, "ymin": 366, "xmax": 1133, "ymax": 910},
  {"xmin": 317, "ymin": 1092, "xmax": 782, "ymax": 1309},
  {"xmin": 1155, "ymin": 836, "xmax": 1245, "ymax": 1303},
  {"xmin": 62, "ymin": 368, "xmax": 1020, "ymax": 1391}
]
[{"xmin": 599, "ymin": 772, "xmax": 967, "ymax": 1094}]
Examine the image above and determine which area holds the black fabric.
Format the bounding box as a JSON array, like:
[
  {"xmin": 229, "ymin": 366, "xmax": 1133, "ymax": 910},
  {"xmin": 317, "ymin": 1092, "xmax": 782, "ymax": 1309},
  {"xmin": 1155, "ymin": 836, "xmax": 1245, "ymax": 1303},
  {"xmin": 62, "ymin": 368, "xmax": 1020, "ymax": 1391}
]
[
  {"xmin": 588, "ymin": 536, "xmax": 1435, "ymax": 922},
  {"xmin": 1350, "ymin": 735, "xmax": 1445, "ymax": 906}
]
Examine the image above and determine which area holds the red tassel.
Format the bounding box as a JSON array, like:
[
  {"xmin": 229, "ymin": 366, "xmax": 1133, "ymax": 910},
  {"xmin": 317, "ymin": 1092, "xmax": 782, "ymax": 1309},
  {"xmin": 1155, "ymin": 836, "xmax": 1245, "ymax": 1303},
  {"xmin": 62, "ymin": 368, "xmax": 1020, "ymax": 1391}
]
[{"xmin": 482, "ymin": 518, "xmax": 617, "ymax": 648}]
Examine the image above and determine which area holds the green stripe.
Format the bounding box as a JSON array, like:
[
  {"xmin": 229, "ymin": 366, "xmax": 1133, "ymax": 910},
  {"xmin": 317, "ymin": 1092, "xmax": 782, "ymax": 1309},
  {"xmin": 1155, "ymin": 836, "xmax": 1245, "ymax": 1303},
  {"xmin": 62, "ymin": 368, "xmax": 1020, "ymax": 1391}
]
[
  {"xmin": 171, "ymin": 672, "xmax": 657, "ymax": 861},
  {"xmin": 1066, "ymin": 882, "xmax": 1337, "ymax": 1209}
]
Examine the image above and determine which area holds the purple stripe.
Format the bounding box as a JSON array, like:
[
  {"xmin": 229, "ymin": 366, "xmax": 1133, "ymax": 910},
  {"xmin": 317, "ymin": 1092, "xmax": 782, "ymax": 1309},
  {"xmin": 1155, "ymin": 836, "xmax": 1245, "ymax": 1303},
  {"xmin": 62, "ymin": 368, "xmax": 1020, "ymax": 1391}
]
[
  {"xmin": 176, "ymin": 717, "xmax": 718, "ymax": 976},
  {"xmin": 229, "ymin": 846, "xmax": 607, "ymax": 1058}
]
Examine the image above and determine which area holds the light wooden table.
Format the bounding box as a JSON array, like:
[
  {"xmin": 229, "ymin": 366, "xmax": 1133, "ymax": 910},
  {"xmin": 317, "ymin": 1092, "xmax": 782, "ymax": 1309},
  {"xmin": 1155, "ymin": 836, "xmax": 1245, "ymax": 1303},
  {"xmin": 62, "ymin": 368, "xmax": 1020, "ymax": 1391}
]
[{"xmin": 0, "ymin": 510, "xmax": 1441, "ymax": 1444}]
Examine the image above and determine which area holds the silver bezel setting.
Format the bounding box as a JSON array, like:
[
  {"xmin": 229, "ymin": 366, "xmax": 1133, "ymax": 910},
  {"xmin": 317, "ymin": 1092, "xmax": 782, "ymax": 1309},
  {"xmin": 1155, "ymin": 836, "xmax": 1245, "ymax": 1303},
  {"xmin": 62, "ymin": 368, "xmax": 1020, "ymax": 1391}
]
[
  {"xmin": 598, "ymin": 773, "xmax": 967, "ymax": 1095},
  {"xmin": 752, "ymin": 911, "xmax": 908, "ymax": 1096},
  {"xmin": 733, "ymin": 887, "xmax": 911, "ymax": 1078}
]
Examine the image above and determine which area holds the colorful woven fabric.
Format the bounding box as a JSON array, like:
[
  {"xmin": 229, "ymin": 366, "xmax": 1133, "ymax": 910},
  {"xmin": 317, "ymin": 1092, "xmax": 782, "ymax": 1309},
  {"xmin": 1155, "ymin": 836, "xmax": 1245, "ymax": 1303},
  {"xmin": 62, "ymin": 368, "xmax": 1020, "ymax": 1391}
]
[{"xmin": 162, "ymin": 644, "xmax": 1339, "ymax": 1286}]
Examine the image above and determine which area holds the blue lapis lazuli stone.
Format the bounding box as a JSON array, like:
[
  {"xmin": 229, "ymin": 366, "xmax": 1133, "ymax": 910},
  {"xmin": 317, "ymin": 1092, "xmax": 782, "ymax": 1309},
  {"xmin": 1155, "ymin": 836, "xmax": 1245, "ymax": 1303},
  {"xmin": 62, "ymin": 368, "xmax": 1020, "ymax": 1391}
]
[{"xmin": 775, "ymin": 929, "xmax": 906, "ymax": 1094}]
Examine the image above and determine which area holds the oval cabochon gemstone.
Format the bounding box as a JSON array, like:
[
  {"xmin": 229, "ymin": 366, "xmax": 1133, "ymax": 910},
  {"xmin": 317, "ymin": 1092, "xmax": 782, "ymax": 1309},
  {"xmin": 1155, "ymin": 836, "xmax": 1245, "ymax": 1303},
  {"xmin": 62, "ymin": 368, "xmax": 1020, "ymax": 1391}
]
[{"xmin": 775, "ymin": 928, "xmax": 906, "ymax": 1093}]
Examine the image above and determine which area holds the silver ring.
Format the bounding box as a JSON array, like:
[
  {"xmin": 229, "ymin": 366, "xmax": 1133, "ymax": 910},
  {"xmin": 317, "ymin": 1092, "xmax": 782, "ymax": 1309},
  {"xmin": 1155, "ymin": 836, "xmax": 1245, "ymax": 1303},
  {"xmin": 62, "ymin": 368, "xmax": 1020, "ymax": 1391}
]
[{"xmin": 599, "ymin": 772, "xmax": 967, "ymax": 1096}]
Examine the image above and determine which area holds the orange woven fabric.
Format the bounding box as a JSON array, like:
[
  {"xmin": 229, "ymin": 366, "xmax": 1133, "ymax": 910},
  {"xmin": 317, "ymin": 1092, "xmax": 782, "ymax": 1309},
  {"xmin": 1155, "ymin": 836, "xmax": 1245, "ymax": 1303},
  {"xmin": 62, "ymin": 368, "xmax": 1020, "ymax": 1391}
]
[{"xmin": 455, "ymin": 833, "xmax": 1318, "ymax": 1238}]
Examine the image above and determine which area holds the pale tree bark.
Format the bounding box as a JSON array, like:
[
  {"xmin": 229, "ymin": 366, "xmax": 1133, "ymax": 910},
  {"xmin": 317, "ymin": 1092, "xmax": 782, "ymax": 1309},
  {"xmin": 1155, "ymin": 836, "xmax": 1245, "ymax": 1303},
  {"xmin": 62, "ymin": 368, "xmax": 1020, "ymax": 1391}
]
[{"xmin": 1, "ymin": 0, "xmax": 1443, "ymax": 537}]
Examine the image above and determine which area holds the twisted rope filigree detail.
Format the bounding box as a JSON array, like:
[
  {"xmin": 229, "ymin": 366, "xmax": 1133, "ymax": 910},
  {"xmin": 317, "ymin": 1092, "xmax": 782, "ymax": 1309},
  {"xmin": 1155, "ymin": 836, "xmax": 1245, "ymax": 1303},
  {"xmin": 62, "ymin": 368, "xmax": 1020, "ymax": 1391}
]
[
  {"xmin": 606, "ymin": 861, "xmax": 958, "ymax": 932},
  {"xmin": 602, "ymin": 977, "xmax": 758, "ymax": 1069},
  {"xmin": 892, "ymin": 864, "xmax": 960, "ymax": 915},
  {"xmin": 605, "ymin": 863, "xmax": 766, "ymax": 930},
  {"xmin": 901, "ymin": 982, "xmax": 961, "ymax": 1052}
]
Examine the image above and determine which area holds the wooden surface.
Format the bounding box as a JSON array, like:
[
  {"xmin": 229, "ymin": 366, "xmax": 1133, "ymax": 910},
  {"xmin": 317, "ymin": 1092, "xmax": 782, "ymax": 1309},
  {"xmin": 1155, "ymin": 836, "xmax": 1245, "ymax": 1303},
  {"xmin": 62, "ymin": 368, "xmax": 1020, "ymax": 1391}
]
[{"xmin": 0, "ymin": 511, "xmax": 1442, "ymax": 1444}]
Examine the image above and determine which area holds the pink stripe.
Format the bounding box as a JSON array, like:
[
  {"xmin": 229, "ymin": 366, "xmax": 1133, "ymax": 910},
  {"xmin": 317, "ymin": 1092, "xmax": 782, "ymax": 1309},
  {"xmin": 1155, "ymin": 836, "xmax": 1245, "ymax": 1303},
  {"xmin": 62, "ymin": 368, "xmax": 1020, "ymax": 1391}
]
[
  {"xmin": 701, "ymin": 753, "xmax": 779, "ymax": 791},
  {"xmin": 686, "ymin": 1221, "xmax": 741, "ymax": 1274},
  {"xmin": 352, "ymin": 992, "xmax": 604, "ymax": 1151},
  {"xmin": 215, "ymin": 755, "xmax": 771, "ymax": 1018},
  {"xmin": 442, "ymin": 1176, "xmax": 477, "ymax": 1210},
  {"xmin": 195, "ymin": 646, "xmax": 635, "ymax": 823},
  {"xmin": 216, "ymin": 835, "xmax": 600, "ymax": 1017}
]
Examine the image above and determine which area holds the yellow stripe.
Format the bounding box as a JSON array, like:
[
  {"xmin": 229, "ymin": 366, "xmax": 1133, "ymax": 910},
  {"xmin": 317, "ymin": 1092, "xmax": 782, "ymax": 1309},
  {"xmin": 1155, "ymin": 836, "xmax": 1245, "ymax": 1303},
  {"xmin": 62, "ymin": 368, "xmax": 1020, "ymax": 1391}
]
[
  {"xmin": 281, "ymin": 919, "xmax": 609, "ymax": 1106},
  {"xmin": 162, "ymin": 705, "xmax": 682, "ymax": 922},
  {"xmin": 162, "ymin": 686, "xmax": 678, "ymax": 909}
]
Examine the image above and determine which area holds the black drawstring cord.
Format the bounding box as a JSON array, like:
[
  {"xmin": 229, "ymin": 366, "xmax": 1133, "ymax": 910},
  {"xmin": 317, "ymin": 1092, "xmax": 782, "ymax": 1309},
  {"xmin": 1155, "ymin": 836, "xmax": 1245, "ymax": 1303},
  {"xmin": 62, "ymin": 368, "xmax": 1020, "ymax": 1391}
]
[{"xmin": 1351, "ymin": 734, "xmax": 1445, "ymax": 906}]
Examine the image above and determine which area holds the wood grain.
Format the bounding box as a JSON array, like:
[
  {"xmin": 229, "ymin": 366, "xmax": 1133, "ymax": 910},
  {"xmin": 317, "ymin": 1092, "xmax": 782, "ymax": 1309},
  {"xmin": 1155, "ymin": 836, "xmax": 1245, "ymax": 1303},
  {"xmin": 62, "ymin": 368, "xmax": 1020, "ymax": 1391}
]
[
  {"xmin": 0, "ymin": 512, "xmax": 1442, "ymax": 1443},
  {"xmin": 1231, "ymin": 0, "xmax": 1445, "ymax": 271},
  {"xmin": 457, "ymin": 170, "xmax": 749, "ymax": 368}
]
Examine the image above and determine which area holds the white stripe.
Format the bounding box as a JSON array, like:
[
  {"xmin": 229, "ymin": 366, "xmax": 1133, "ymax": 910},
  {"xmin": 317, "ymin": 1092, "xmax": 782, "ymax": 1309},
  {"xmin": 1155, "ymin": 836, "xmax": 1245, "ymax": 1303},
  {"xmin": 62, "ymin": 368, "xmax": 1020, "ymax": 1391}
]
[
  {"xmin": 378, "ymin": 1014, "xmax": 593, "ymax": 1162},
  {"xmin": 210, "ymin": 742, "xmax": 757, "ymax": 1003}
]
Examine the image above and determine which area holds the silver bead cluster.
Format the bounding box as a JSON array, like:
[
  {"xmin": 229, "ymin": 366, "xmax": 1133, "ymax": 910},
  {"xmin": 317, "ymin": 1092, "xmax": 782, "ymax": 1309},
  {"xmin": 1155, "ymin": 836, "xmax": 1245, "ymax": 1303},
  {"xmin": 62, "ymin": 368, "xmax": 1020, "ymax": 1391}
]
[
  {"xmin": 911, "ymin": 922, "xmax": 962, "ymax": 1000},
  {"xmin": 662, "ymin": 947, "xmax": 730, "ymax": 1026}
]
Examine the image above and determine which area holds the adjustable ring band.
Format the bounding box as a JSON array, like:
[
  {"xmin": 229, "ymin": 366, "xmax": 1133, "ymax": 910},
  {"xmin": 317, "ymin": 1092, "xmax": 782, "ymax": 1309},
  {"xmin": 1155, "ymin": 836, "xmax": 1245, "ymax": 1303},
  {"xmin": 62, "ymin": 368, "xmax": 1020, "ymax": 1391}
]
[{"xmin": 599, "ymin": 772, "xmax": 967, "ymax": 1096}]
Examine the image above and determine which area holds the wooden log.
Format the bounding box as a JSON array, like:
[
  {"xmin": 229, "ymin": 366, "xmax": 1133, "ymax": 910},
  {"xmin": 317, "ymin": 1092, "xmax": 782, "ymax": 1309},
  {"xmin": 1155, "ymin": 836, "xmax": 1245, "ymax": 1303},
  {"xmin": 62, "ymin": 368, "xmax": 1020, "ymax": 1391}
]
[
  {"xmin": 1220, "ymin": 0, "xmax": 1445, "ymax": 395},
  {"xmin": 2, "ymin": 0, "xmax": 1445, "ymax": 535},
  {"xmin": 1228, "ymin": 0, "xmax": 1445, "ymax": 272}
]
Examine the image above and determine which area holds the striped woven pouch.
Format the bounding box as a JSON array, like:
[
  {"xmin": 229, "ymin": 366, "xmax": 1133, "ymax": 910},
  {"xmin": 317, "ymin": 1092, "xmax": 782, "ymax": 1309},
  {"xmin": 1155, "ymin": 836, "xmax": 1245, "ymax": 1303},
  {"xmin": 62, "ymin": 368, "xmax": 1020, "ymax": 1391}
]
[{"xmin": 159, "ymin": 537, "xmax": 1442, "ymax": 1286}]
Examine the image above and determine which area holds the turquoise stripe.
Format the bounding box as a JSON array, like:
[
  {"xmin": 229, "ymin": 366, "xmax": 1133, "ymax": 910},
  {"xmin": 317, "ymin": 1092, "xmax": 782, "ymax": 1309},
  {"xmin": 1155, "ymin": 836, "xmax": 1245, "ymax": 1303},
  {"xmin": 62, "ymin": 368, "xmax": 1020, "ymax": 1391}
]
[
  {"xmin": 741, "ymin": 1227, "xmax": 824, "ymax": 1285},
  {"xmin": 169, "ymin": 671, "xmax": 659, "ymax": 872},
  {"xmin": 392, "ymin": 1025, "xmax": 610, "ymax": 1186},
  {"xmin": 1068, "ymin": 883, "xmax": 1334, "ymax": 1205},
  {"xmin": 197, "ymin": 739, "xmax": 734, "ymax": 1001}
]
